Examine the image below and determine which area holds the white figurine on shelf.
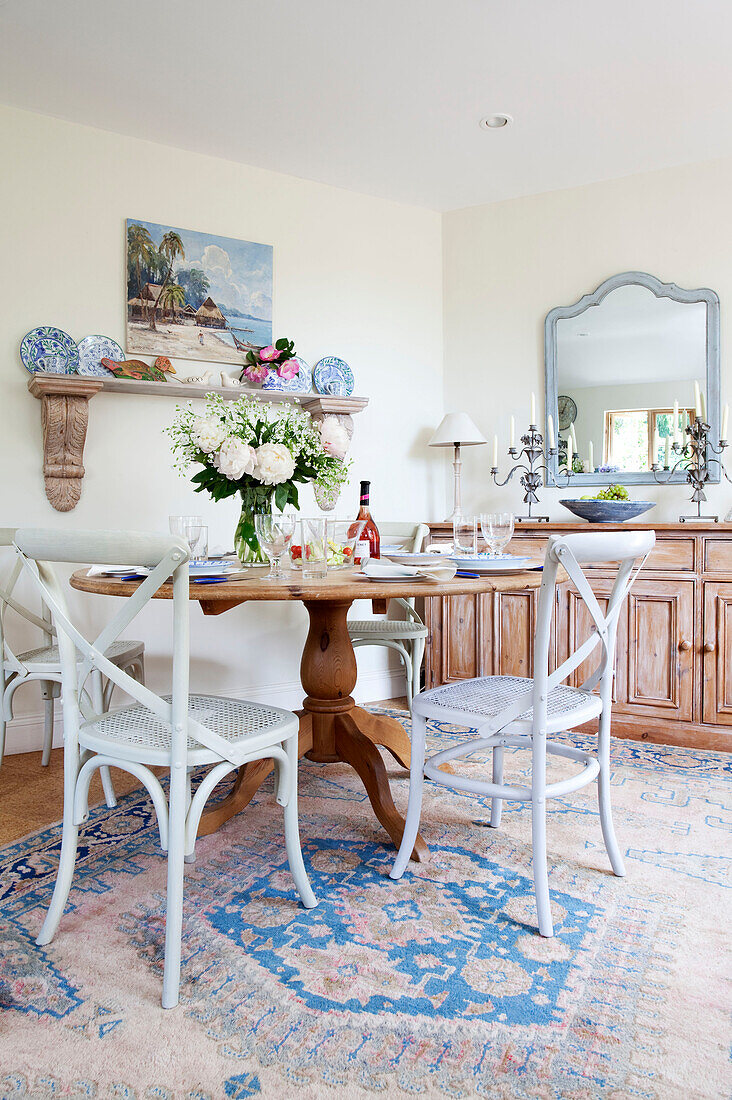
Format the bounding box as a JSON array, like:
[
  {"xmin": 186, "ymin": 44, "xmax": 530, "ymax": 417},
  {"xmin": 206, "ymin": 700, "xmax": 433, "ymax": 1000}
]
[
  {"xmin": 181, "ymin": 370, "xmax": 215, "ymax": 386},
  {"xmin": 220, "ymin": 372, "xmax": 242, "ymax": 388}
]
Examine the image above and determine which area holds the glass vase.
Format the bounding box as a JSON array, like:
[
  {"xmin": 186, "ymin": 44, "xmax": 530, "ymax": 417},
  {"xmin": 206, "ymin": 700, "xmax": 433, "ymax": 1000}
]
[{"xmin": 234, "ymin": 500, "xmax": 269, "ymax": 566}]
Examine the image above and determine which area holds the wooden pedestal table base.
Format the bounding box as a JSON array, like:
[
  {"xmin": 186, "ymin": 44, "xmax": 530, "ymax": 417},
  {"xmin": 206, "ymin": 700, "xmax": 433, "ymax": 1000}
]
[
  {"xmin": 197, "ymin": 598, "xmax": 426, "ymax": 860},
  {"xmin": 70, "ymin": 566, "xmax": 546, "ymax": 862}
]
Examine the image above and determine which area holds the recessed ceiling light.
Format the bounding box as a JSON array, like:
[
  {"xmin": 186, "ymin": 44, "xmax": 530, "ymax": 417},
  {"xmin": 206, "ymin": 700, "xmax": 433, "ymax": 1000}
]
[{"xmin": 479, "ymin": 114, "xmax": 513, "ymax": 130}]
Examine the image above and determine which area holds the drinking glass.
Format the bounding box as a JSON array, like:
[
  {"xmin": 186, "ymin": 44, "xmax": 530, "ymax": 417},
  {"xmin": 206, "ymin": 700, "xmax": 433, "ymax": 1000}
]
[
  {"xmin": 480, "ymin": 512, "xmax": 515, "ymax": 557},
  {"xmin": 169, "ymin": 516, "xmax": 208, "ymax": 560},
  {"xmin": 255, "ymin": 514, "xmax": 296, "ymax": 579},
  {"xmin": 300, "ymin": 518, "xmax": 328, "ymax": 581},
  {"xmin": 452, "ymin": 517, "xmax": 477, "ymax": 556}
]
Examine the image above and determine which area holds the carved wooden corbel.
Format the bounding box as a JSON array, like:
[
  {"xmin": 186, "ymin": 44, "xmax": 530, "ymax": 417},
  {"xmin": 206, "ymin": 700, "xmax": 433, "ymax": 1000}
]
[{"xmin": 27, "ymin": 375, "xmax": 104, "ymax": 511}]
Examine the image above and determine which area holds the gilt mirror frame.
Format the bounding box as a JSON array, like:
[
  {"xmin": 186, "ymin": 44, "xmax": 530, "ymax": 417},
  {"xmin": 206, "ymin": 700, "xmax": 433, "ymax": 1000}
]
[{"xmin": 545, "ymin": 271, "xmax": 720, "ymax": 487}]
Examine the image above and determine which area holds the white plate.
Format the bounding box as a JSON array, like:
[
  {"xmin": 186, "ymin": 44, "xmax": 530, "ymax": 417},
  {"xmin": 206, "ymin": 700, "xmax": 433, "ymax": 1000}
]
[{"xmin": 449, "ymin": 558, "xmax": 542, "ymax": 574}]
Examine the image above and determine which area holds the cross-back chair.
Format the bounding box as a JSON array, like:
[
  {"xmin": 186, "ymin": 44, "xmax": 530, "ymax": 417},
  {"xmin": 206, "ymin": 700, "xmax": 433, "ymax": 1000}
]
[
  {"xmin": 348, "ymin": 522, "xmax": 430, "ymax": 707},
  {"xmin": 1, "ymin": 528, "xmax": 144, "ymax": 808},
  {"xmin": 390, "ymin": 529, "xmax": 655, "ymax": 937},
  {"xmin": 14, "ymin": 528, "xmax": 317, "ymax": 1009}
]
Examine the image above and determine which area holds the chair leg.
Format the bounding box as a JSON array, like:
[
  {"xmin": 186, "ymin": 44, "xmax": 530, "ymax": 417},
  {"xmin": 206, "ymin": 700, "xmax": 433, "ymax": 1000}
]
[
  {"xmin": 184, "ymin": 769, "xmax": 196, "ymax": 864},
  {"xmin": 597, "ymin": 708, "xmax": 625, "ymax": 877},
  {"xmin": 403, "ymin": 649, "xmax": 413, "ymax": 709},
  {"xmin": 531, "ymin": 730, "xmax": 553, "ymax": 937},
  {"xmin": 409, "ymin": 638, "xmax": 425, "ymax": 711},
  {"xmin": 490, "ymin": 744, "xmax": 504, "ymax": 828},
  {"xmin": 36, "ymin": 814, "xmax": 79, "ymax": 945},
  {"xmin": 0, "ymin": 708, "xmax": 5, "ymax": 766},
  {"xmin": 90, "ymin": 670, "xmax": 117, "ymax": 809},
  {"xmin": 281, "ymin": 733, "xmax": 317, "ymax": 909},
  {"xmin": 390, "ymin": 710, "xmax": 427, "ymax": 880},
  {"xmin": 41, "ymin": 688, "xmax": 54, "ymax": 766},
  {"xmin": 162, "ymin": 766, "xmax": 187, "ymax": 1009}
]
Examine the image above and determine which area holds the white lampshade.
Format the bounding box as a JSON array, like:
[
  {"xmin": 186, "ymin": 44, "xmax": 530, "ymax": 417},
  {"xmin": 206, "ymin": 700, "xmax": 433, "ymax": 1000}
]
[{"xmin": 428, "ymin": 412, "xmax": 487, "ymax": 448}]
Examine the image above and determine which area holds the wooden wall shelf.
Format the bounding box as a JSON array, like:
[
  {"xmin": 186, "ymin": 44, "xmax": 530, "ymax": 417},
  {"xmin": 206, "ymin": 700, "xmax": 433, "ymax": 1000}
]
[
  {"xmin": 28, "ymin": 373, "xmax": 368, "ymax": 512},
  {"xmin": 90, "ymin": 374, "xmax": 369, "ymax": 415}
]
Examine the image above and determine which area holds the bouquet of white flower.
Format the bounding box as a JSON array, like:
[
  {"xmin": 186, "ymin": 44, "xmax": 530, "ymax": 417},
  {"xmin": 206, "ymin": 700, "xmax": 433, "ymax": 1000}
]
[{"xmin": 168, "ymin": 394, "xmax": 349, "ymax": 563}]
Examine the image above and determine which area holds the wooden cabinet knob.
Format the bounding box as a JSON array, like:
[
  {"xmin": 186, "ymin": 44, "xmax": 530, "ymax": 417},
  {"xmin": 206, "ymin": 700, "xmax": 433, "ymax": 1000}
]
[
  {"xmin": 678, "ymin": 639, "xmax": 692, "ymax": 651},
  {"xmin": 704, "ymin": 641, "xmax": 716, "ymax": 653}
]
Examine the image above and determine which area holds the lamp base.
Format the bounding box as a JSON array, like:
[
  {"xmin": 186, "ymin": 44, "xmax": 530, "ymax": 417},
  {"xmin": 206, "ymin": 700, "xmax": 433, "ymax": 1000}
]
[
  {"xmin": 679, "ymin": 514, "xmax": 719, "ymax": 523},
  {"xmin": 516, "ymin": 514, "xmax": 549, "ymax": 523}
]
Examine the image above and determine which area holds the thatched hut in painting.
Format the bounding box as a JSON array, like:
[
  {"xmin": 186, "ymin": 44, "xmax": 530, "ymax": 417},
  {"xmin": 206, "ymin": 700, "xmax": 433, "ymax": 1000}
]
[
  {"xmin": 128, "ymin": 282, "xmax": 186, "ymax": 322},
  {"xmin": 181, "ymin": 303, "xmax": 197, "ymax": 324},
  {"xmin": 196, "ymin": 296, "xmax": 227, "ymax": 329}
]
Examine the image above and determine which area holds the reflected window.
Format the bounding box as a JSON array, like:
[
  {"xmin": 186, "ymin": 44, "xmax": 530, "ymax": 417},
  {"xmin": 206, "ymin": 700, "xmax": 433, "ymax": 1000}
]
[{"xmin": 605, "ymin": 407, "xmax": 692, "ymax": 470}]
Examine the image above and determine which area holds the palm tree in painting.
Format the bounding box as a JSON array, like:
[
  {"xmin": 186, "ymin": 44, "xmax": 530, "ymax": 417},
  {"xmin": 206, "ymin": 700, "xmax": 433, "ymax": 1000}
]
[
  {"xmin": 158, "ymin": 283, "xmax": 186, "ymax": 323},
  {"xmin": 149, "ymin": 230, "xmax": 185, "ymax": 330},
  {"xmin": 127, "ymin": 224, "xmax": 156, "ymax": 318}
]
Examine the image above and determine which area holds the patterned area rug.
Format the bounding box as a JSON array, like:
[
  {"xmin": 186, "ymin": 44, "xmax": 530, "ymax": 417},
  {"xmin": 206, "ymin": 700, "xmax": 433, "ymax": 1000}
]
[{"xmin": 0, "ymin": 709, "xmax": 729, "ymax": 1100}]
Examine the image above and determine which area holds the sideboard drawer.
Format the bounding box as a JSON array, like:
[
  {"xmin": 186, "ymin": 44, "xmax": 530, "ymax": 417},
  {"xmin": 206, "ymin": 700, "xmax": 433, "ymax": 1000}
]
[
  {"xmin": 509, "ymin": 534, "xmax": 694, "ymax": 571},
  {"xmin": 704, "ymin": 539, "xmax": 732, "ymax": 573},
  {"xmin": 508, "ymin": 534, "xmax": 550, "ymax": 561}
]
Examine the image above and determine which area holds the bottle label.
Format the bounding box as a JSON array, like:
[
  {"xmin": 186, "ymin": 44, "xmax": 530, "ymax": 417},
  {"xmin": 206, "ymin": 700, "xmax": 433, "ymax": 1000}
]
[{"xmin": 355, "ymin": 541, "xmax": 370, "ymax": 565}]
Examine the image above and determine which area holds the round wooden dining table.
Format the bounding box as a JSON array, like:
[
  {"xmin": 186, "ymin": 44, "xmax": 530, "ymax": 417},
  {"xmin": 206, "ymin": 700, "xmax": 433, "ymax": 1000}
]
[{"xmin": 70, "ymin": 565, "xmax": 545, "ymax": 862}]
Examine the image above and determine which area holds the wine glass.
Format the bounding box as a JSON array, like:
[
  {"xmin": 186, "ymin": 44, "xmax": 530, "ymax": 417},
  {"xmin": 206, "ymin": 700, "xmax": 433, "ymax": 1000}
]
[
  {"xmin": 480, "ymin": 512, "xmax": 515, "ymax": 558},
  {"xmin": 255, "ymin": 514, "xmax": 296, "ymax": 578}
]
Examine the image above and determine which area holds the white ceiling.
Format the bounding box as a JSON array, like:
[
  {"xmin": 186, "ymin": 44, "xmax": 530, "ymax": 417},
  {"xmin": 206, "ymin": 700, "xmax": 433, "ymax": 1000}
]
[{"xmin": 2, "ymin": 0, "xmax": 732, "ymax": 211}]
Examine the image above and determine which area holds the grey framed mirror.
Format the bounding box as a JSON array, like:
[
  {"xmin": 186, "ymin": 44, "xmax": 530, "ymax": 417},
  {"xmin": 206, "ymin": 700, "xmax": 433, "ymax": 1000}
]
[{"xmin": 545, "ymin": 272, "xmax": 720, "ymax": 486}]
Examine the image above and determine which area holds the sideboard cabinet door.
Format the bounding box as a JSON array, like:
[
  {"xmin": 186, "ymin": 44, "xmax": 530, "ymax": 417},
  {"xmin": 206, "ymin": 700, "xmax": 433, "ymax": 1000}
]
[
  {"xmin": 556, "ymin": 579, "xmax": 627, "ymax": 704},
  {"xmin": 626, "ymin": 580, "xmax": 695, "ymax": 721},
  {"xmin": 703, "ymin": 582, "xmax": 732, "ymax": 726}
]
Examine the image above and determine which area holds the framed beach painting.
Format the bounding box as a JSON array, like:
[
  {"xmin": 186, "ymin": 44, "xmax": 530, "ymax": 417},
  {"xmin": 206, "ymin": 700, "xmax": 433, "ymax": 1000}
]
[{"xmin": 126, "ymin": 219, "xmax": 273, "ymax": 365}]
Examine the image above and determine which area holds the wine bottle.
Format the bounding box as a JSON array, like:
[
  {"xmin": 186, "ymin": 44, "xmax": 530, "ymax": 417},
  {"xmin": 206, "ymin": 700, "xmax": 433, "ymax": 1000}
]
[{"xmin": 356, "ymin": 480, "xmax": 380, "ymax": 559}]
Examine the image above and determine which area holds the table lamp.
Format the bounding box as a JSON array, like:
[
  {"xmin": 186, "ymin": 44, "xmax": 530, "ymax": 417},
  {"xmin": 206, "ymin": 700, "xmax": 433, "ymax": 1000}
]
[{"xmin": 429, "ymin": 412, "xmax": 487, "ymax": 522}]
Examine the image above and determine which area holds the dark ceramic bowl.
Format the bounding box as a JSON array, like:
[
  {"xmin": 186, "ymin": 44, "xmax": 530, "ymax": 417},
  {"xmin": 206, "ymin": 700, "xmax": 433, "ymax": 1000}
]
[{"xmin": 559, "ymin": 499, "xmax": 656, "ymax": 523}]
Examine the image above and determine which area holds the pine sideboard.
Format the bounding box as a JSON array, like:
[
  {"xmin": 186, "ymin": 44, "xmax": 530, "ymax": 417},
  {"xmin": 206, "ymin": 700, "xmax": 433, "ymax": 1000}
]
[{"xmin": 424, "ymin": 522, "xmax": 732, "ymax": 752}]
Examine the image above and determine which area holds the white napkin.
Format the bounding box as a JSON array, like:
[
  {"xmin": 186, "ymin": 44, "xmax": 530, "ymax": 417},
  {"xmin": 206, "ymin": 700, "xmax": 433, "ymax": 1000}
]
[{"xmin": 361, "ymin": 561, "xmax": 457, "ymax": 583}]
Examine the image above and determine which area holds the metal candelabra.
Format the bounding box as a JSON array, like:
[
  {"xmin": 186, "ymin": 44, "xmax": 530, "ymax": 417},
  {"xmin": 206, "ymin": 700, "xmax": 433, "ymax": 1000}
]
[
  {"xmin": 651, "ymin": 416, "xmax": 730, "ymax": 522},
  {"xmin": 491, "ymin": 424, "xmax": 572, "ymax": 522}
]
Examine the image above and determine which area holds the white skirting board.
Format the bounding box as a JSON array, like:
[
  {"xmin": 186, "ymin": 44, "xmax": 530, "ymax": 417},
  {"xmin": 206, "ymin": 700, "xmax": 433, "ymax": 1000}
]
[{"xmin": 2, "ymin": 668, "xmax": 408, "ymax": 757}]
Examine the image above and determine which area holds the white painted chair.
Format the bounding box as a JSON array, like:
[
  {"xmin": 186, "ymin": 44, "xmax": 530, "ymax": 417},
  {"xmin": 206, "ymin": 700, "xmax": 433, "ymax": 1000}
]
[
  {"xmin": 14, "ymin": 528, "xmax": 317, "ymax": 1008},
  {"xmin": 0, "ymin": 528, "xmax": 144, "ymax": 809},
  {"xmin": 390, "ymin": 530, "xmax": 655, "ymax": 937},
  {"xmin": 348, "ymin": 523, "xmax": 430, "ymax": 707}
]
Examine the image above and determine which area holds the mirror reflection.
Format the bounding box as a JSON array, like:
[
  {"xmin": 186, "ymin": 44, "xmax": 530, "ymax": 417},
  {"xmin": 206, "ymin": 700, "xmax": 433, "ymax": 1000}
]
[{"xmin": 555, "ymin": 284, "xmax": 707, "ymax": 475}]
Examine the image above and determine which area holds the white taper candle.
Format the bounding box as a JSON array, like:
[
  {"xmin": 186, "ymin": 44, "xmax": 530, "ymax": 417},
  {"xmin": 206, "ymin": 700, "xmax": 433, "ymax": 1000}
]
[
  {"xmin": 530, "ymin": 392, "xmax": 536, "ymax": 425},
  {"xmin": 694, "ymin": 381, "xmax": 701, "ymax": 417},
  {"xmin": 588, "ymin": 440, "xmax": 594, "ymax": 472},
  {"xmin": 673, "ymin": 400, "xmax": 679, "ymax": 444},
  {"xmin": 664, "ymin": 434, "xmax": 670, "ymax": 467},
  {"xmin": 547, "ymin": 414, "xmax": 555, "ymax": 448}
]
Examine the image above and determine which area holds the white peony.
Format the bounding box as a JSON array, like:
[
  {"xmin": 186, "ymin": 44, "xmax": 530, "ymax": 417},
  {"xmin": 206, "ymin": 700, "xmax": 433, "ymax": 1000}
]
[
  {"xmin": 319, "ymin": 416, "xmax": 351, "ymax": 460},
  {"xmin": 191, "ymin": 415, "xmax": 227, "ymax": 454},
  {"xmin": 213, "ymin": 437, "xmax": 257, "ymax": 480},
  {"xmin": 255, "ymin": 442, "xmax": 296, "ymax": 485}
]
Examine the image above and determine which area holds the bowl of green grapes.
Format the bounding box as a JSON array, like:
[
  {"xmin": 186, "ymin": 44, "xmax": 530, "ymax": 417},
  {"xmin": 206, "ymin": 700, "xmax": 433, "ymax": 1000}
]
[{"xmin": 559, "ymin": 486, "xmax": 656, "ymax": 523}]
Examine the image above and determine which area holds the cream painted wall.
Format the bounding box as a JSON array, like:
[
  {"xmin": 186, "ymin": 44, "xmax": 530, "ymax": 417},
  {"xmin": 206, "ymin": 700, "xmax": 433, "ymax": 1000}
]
[
  {"xmin": 443, "ymin": 157, "xmax": 732, "ymax": 521},
  {"xmin": 0, "ymin": 105, "xmax": 445, "ymax": 752}
]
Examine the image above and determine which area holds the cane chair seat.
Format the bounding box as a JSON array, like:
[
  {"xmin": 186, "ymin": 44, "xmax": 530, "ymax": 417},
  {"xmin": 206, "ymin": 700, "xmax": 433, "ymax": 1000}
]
[
  {"xmin": 79, "ymin": 693, "xmax": 297, "ymax": 767},
  {"xmin": 17, "ymin": 638, "xmax": 143, "ymax": 673},
  {"xmin": 421, "ymin": 675, "xmax": 602, "ymax": 734},
  {"xmin": 347, "ymin": 618, "xmax": 428, "ymax": 638}
]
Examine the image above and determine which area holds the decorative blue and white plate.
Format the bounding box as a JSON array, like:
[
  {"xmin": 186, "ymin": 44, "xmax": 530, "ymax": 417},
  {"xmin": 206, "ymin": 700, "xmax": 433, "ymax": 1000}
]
[
  {"xmin": 261, "ymin": 356, "xmax": 312, "ymax": 394},
  {"xmin": 77, "ymin": 335, "xmax": 124, "ymax": 377},
  {"xmin": 20, "ymin": 327, "xmax": 79, "ymax": 374},
  {"xmin": 313, "ymin": 356, "xmax": 354, "ymax": 397}
]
